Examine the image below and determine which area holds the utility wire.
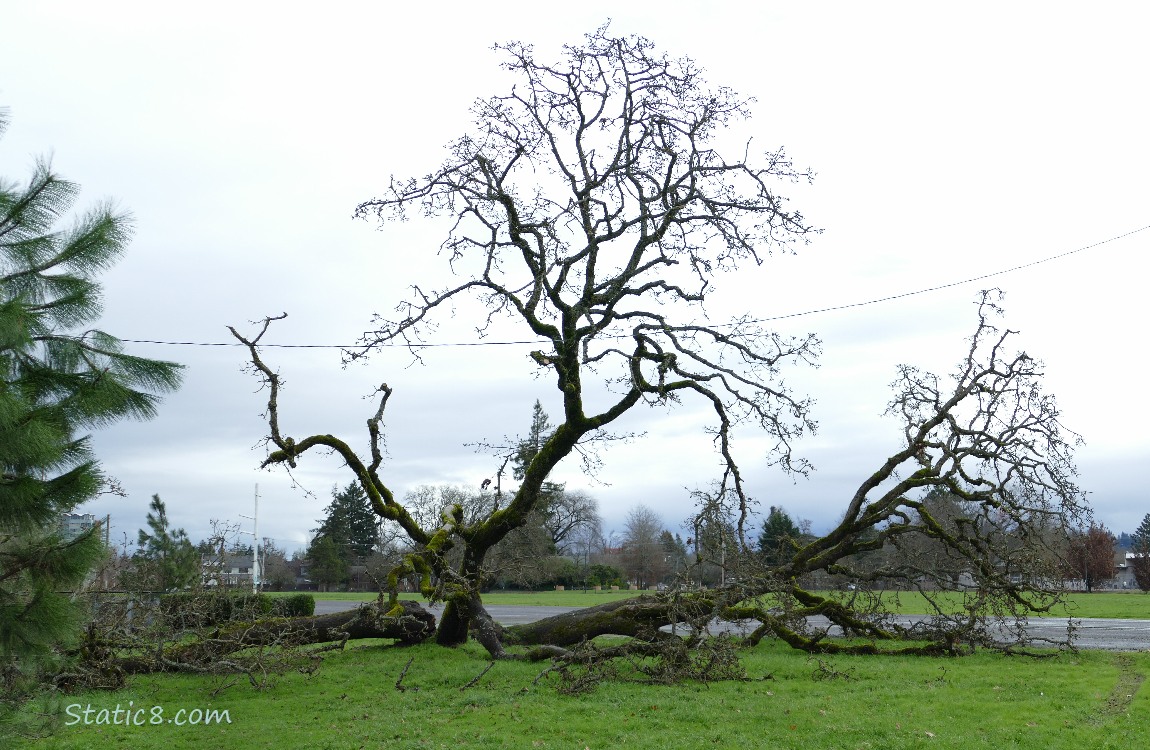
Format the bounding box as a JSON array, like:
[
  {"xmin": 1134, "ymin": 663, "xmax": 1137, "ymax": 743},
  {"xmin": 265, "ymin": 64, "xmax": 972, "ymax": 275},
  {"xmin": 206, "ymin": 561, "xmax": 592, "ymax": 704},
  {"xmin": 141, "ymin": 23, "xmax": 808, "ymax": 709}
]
[
  {"xmin": 118, "ymin": 223, "xmax": 1147, "ymax": 350},
  {"xmin": 115, "ymin": 338, "xmax": 541, "ymax": 349},
  {"xmin": 752, "ymin": 223, "xmax": 1148, "ymax": 322}
]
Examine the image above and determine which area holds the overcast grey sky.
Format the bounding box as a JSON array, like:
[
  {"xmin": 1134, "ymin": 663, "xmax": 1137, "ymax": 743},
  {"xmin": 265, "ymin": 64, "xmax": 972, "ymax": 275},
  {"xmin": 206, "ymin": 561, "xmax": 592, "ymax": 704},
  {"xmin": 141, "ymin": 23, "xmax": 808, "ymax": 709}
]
[{"xmin": 3, "ymin": 2, "xmax": 1147, "ymax": 553}]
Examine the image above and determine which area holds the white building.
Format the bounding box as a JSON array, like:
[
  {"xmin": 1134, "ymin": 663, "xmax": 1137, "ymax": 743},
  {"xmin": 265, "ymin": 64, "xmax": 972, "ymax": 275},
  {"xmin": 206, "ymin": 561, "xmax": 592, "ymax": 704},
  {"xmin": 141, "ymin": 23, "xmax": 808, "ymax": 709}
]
[
  {"xmin": 201, "ymin": 554, "xmax": 257, "ymax": 588},
  {"xmin": 59, "ymin": 512, "xmax": 98, "ymax": 542},
  {"xmin": 1112, "ymin": 551, "xmax": 1145, "ymax": 590}
]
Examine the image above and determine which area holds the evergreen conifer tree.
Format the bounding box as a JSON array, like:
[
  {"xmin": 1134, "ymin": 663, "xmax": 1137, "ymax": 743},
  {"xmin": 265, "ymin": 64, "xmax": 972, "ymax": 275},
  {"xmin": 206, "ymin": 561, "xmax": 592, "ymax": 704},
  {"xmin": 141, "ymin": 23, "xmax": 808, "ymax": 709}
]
[
  {"xmin": 511, "ymin": 400, "xmax": 552, "ymax": 481},
  {"xmin": 133, "ymin": 495, "xmax": 198, "ymax": 592},
  {"xmin": 758, "ymin": 506, "xmax": 801, "ymax": 566},
  {"xmin": 508, "ymin": 400, "xmax": 564, "ymax": 517},
  {"xmin": 0, "ymin": 109, "xmax": 182, "ymax": 689},
  {"xmin": 304, "ymin": 534, "xmax": 349, "ymax": 590},
  {"xmin": 1130, "ymin": 513, "xmax": 1150, "ymax": 592},
  {"xmin": 314, "ymin": 482, "xmax": 379, "ymax": 561},
  {"xmin": 1131, "ymin": 513, "xmax": 1150, "ymax": 552}
]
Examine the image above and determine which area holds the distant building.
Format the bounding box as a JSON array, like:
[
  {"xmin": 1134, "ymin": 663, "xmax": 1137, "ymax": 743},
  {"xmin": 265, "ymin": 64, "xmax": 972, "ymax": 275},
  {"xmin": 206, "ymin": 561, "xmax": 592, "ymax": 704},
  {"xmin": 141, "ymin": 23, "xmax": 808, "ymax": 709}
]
[
  {"xmin": 1113, "ymin": 551, "xmax": 1144, "ymax": 589},
  {"xmin": 59, "ymin": 513, "xmax": 99, "ymax": 542},
  {"xmin": 201, "ymin": 554, "xmax": 256, "ymax": 587}
]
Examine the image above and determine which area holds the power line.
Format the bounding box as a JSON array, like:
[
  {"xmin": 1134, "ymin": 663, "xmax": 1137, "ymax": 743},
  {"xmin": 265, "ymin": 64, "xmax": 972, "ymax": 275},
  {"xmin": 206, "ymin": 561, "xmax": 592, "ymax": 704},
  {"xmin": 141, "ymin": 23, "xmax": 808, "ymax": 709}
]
[
  {"xmin": 116, "ymin": 338, "xmax": 542, "ymax": 349},
  {"xmin": 120, "ymin": 223, "xmax": 1147, "ymax": 349},
  {"xmin": 751, "ymin": 223, "xmax": 1148, "ymax": 322}
]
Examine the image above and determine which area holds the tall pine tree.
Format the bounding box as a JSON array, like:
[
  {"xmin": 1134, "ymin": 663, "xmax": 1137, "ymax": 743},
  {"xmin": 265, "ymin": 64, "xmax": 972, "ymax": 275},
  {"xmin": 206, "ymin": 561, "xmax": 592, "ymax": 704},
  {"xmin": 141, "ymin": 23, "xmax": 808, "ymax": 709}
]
[
  {"xmin": 508, "ymin": 400, "xmax": 564, "ymax": 516},
  {"xmin": 314, "ymin": 482, "xmax": 379, "ymax": 562},
  {"xmin": 1130, "ymin": 513, "xmax": 1150, "ymax": 592},
  {"xmin": 511, "ymin": 400, "xmax": 552, "ymax": 481},
  {"xmin": 1131, "ymin": 513, "xmax": 1150, "ymax": 552},
  {"xmin": 133, "ymin": 495, "xmax": 198, "ymax": 592},
  {"xmin": 758, "ymin": 506, "xmax": 801, "ymax": 566},
  {"xmin": 0, "ymin": 109, "xmax": 182, "ymax": 686}
]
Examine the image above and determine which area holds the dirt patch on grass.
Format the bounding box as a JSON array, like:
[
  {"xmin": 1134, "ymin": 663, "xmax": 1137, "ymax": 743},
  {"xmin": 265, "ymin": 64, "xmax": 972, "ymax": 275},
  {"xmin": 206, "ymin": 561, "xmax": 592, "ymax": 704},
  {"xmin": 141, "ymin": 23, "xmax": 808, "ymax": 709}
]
[{"xmin": 1093, "ymin": 654, "xmax": 1146, "ymax": 722}]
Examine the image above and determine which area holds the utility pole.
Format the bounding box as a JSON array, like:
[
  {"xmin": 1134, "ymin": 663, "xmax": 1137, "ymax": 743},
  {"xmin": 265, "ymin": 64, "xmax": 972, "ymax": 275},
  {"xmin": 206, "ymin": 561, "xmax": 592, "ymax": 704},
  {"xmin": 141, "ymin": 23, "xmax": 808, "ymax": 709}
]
[{"xmin": 240, "ymin": 484, "xmax": 261, "ymax": 594}]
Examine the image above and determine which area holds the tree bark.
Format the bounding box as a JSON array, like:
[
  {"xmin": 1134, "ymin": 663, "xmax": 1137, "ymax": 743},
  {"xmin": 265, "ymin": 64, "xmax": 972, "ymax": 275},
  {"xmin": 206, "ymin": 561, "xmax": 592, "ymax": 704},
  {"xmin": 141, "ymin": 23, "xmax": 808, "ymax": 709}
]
[
  {"xmin": 502, "ymin": 595, "xmax": 714, "ymax": 648},
  {"xmin": 435, "ymin": 599, "xmax": 471, "ymax": 646}
]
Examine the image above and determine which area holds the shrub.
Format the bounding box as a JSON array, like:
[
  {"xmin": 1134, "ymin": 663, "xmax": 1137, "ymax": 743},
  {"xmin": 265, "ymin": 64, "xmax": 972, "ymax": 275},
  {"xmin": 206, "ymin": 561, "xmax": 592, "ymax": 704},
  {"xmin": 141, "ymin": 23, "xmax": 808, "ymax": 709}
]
[
  {"xmin": 159, "ymin": 591, "xmax": 274, "ymax": 629},
  {"xmin": 274, "ymin": 593, "xmax": 316, "ymax": 617},
  {"xmin": 586, "ymin": 564, "xmax": 624, "ymax": 588}
]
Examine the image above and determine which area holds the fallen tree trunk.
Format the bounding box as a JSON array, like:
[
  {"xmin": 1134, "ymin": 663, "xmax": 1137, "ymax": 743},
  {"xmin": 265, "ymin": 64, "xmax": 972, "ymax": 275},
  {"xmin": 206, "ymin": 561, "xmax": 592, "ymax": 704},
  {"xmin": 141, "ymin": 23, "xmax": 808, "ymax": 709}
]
[
  {"xmin": 500, "ymin": 591, "xmax": 987, "ymax": 658},
  {"xmin": 502, "ymin": 595, "xmax": 718, "ymax": 648},
  {"xmin": 112, "ymin": 600, "xmax": 436, "ymax": 674}
]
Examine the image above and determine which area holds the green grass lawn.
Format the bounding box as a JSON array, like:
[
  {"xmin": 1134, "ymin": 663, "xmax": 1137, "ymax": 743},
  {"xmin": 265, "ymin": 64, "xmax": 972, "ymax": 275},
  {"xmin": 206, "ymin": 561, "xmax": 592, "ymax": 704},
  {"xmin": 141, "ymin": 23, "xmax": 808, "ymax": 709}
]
[
  {"xmin": 19, "ymin": 638, "xmax": 1149, "ymax": 749},
  {"xmin": 1051, "ymin": 592, "xmax": 1150, "ymax": 619},
  {"xmin": 869, "ymin": 591, "xmax": 1150, "ymax": 620},
  {"xmin": 277, "ymin": 589, "xmax": 1150, "ymax": 618}
]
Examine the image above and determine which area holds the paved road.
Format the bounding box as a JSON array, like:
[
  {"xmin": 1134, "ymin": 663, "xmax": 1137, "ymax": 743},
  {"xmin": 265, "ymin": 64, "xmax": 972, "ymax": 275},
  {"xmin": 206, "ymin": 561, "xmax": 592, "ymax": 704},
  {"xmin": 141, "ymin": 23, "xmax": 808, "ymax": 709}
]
[
  {"xmin": 313, "ymin": 599, "xmax": 1150, "ymax": 651},
  {"xmin": 793, "ymin": 614, "xmax": 1150, "ymax": 651}
]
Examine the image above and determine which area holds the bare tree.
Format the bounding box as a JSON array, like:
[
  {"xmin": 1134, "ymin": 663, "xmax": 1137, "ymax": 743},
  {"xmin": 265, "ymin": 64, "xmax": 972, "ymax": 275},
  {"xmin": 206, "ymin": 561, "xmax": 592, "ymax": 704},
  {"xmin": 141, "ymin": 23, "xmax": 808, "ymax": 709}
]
[
  {"xmin": 690, "ymin": 489, "xmax": 740, "ymax": 586},
  {"xmin": 259, "ymin": 539, "xmax": 295, "ymax": 591},
  {"xmin": 1063, "ymin": 523, "xmax": 1116, "ymax": 593},
  {"xmin": 717, "ymin": 291, "xmax": 1091, "ymax": 654},
  {"xmin": 231, "ymin": 24, "xmax": 1088, "ymax": 670},
  {"xmin": 505, "ymin": 292, "xmax": 1092, "ymax": 659},
  {"xmin": 543, "ymin": 489, "xmax": 602, "ymax": 555},
  {"xmin": 231, "ymin": 25, "xmax": 817, "ymax": 652},
  {"xmin": 621, "ymin": 505, "xmax": 668, "ymax": 589}
]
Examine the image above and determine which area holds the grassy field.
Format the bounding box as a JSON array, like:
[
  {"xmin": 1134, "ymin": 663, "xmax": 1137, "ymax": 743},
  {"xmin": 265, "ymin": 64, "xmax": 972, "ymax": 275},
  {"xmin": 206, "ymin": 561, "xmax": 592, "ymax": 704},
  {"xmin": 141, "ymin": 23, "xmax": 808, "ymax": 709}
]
[
  {"xmin": 20, "ymin": 637, "xmax": 1149, "ymax": 750},
  {"xmin": 281, "ymin": 589, "xmax": 1150, "ymax": 619},
  {"xmin": 29, "ymin": 587, "xmax": 1132, "ymax": 748}
]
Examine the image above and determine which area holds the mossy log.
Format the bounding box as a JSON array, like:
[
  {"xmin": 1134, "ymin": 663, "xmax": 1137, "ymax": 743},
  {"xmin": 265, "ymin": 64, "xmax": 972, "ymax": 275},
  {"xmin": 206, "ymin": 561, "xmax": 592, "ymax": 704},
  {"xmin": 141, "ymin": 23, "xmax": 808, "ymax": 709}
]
[
  {"xmin": 499, "ymin": 595, "xmax": 972, "ymax": 659},
  {"xmin": 501, "ymin": 595, "xmax": 718, "ymax": 648}
]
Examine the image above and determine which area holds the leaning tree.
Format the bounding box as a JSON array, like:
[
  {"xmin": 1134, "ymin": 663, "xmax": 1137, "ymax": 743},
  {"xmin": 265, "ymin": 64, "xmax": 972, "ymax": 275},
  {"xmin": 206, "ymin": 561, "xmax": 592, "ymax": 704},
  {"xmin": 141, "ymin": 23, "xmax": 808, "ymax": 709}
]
[
  {"xmin": 231, "ymin": 25, "xmax": 819, "ymax": 650},
  {"xmin": 231, "ymin": 27, "xmax": 1088, "ymax": 666}
]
